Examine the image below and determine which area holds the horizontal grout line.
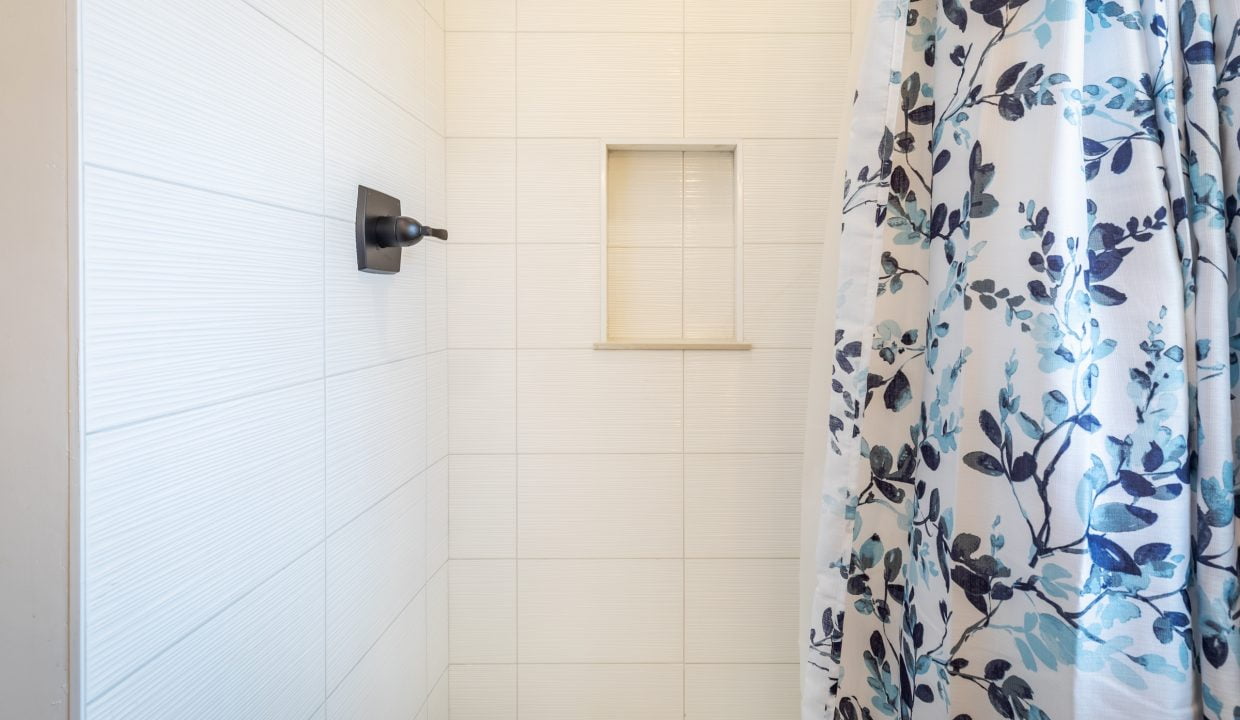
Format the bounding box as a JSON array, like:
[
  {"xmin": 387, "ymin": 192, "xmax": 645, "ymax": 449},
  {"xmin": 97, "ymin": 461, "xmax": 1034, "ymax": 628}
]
[
  {"xmin": 83, "ymin": 163, "xmax": 328, "ymax": 220},
  {"xmin": 326, "ymin": 584, "xmax": 426, "ymax": 698},
  {"xmin": 323, "ymin": 56, "xmax": 446, "ymax": 140}
]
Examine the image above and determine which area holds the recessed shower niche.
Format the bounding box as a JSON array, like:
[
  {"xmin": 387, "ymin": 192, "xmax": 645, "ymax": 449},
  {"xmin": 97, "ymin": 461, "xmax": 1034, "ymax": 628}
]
[{"xmin": 598, "ymin": 141, "xmax": 750, "ymax": 350}]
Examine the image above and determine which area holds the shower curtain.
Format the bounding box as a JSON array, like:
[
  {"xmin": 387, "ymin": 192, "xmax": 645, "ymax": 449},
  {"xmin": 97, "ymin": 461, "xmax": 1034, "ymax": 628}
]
[{"xmin": 804, "ymin": 0, "xmax": 1240, "ymax": 717}]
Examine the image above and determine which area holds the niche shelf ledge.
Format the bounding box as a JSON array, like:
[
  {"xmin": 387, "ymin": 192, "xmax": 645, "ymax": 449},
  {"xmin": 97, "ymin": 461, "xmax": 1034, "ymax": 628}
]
[{"xmin": 594, "ymin": 339, "xmax": 752, "ymax": 351}]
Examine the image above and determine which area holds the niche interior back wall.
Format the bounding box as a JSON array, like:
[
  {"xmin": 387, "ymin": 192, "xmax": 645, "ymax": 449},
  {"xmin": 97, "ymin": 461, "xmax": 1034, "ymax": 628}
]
[
  {"xmin": 443, "ymin": 1, "xmax": 851, "ymax": 717},
  {"xmin": 78, "ymin": 0, "xmax": 448, "ymax": 717}
]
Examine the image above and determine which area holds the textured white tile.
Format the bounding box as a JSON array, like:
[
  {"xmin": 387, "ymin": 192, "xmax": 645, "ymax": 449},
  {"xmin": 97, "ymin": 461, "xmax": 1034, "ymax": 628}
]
[
  {"xmin": 327, "ymin": 480, "xmax": 427, "ymax": 689},
  {"xmin": 517, "ymin": 350, "xmax": 682, "ymax": 453},
  {"xmin": 428, "ymin": 350, "xmax": 450, "ymax": 464},
  {"xmin": 83, "ymin": 167, "xmax": 323, "ymax": 432},
  {"xmin": 325, "ymin": 62, "xmax": 427, "ymax": 222},
  {"xmin": 83, "ymin": 383, "xmax": 325, "ymax": 701},
  {"xmin": 684, "ymin": 248, "xmax": 735, "ymax": 340},
  {"xmin": 743, "ymin": 140, "xmax": 835, "ymax": 243},
  {"xmin": 518, "ymin": 0, "xmax": 682, "ymax": 31},
  {"xmin": 685, "ymin": 664, "xmax": 800, "ymax": 720},
  {"xmin": 82, "ymin": 0, "xmax": 323, "ymax": 213},
  {"xmin": 607, "ymin": 150, "xmax": 683, "ymax": 248},
  {"xmin": 427, "ymin": 675, "xmax": 450, "ymax": 720},
  {"xmin": 326, "ymin": 356, "xmax": 428, "ymax": 532},
  {"xmin": 426, "ymin": 565, "xmax": 449, "ymax": 687},
  {"xmin": 447, "ymin": 33, "xmax": 515, "ymax": 136},
  {"xmin": 448, "ymin": 243, "xmax": 516, "ymax": 347},
  {"xmin": 449, "ymin": 665, "xmax": 516, "ymax": 720},
  {"xmin": 686, "ymin": 34, "xmax": 845, "ymax": 138},
  {"xmin": 684, "ymin": 350, "xmax": 810, "ymax": 453},
  {"xmin": 449, "ymin": 349, "xmax": 516, "ymax": 453},
  {"xmin": 685, "ymin": 560, "xmax": 799, "ymax": 662},
  {"xmin": 446, "ymin": 0, "xmax": 514, "ymax": 30},
  {"xmin": 517, "ymin": 34, "xmax": 683, "ymax": 137},
  {"xmin": 447, "ymin": 139, "xmax": 516, "ymax": 244},
  {"xmin": 326, "ymin": 219, "xmax": 427, "ymax": 374},
  {"xmin": 427, "ymin": 132, "xmax": 448, "ymax": 227},
  {"xmin": 685, "ymin": 454, "xmax": 801, "ymax": 558},
  {"xmin": 517, "ymin": 139, "xmax": 601, "ymax": 244},
  {"xmin": 518, "ymin": 665, "xmax": 684, "ymax": 720},
  {"xmin": 86, "ymin": 547, "xmax": 325, "ymax": 720},
  {"xmin": 518, "ymin": 560, "xmax": 683, "ymax": 662},
  {"xmin": 518, "ymin": 454, "xmax": 682, "ymax": 558},
  {"xmin": 743, "ymin": 244, "xmax": 823, "ymax": 347},
  {"xmin": 683, "ymin": 151, "xmax": 735, "ymax": 248},
  {"xmin": 450, "ymin": 560, "xmax": 517, "ymax": 663},
  {"xmin": 607, "ymin": 247, "xmax": 683, "ymax": 340},
  {"xmin": 686, "ymin": 0, "xmax": 848, "ymax": 32},
  {"xmin": 423, "ymin": 19, "xmax": 446, "ymax": 135},
  {"xmin": 245, "ymin": 0, "xmax": 323, "ymax": 48},
  {"xmin": 325, "ymin": 0, "xmax": 427, "ymax": 122},
  {"xmin": 426, "ymin": 458, "xmax": 450, "ymax": 572},
  {"xmin": 427, "ymin": 239, "xmax": 449, "ymax": 352},
  {"xmin": 450, "ymin": 454, "xmax": 517, "ymax": 557},
  {"xmin": 327, "ymin": 592, "xmax": 428, "ymax": 719},
  {"xmin": 517, "ymin": 244, "xmax": 600, "ymax": 348}
]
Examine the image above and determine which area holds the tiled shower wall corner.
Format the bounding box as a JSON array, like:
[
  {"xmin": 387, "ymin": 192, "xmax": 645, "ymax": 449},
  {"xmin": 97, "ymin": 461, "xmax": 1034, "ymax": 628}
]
[
  {"xmin": 79, "ymin": 0, "xmax": 448, "ymax": 717},
  {"xmin": 443, "ymin": 0, "xmax": 851, "ymax": 717}
]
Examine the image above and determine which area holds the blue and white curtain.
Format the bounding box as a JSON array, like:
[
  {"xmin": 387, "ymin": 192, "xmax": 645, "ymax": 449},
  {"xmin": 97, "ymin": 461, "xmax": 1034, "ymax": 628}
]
[{"xmin": 805, "ymin": 0, "xmax": 1240, "ymax": 718}]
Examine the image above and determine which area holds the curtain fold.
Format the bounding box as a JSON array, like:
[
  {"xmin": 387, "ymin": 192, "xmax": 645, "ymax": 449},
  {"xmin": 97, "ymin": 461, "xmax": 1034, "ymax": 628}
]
[{"xmin": 804, "ymin": 0, "xmax": 1240, "ymax": 718}]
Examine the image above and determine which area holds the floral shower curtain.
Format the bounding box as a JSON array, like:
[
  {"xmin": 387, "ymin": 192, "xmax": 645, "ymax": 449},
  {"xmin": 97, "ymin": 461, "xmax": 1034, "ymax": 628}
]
[{"xmin": 804, "ymin": 0, "xmax": 1240, "ymax": 717}]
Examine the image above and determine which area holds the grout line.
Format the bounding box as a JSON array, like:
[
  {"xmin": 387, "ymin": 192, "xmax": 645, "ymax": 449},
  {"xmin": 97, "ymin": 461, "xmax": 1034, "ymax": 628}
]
[{"xmin": 319, "ymin": 0, "xmax": 328, "ymax": 707}]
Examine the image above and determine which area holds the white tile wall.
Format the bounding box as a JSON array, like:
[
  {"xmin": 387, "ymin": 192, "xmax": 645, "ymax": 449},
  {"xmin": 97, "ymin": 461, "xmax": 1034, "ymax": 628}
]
[
  {"xmin": 445, "ymin": 2, "xmax": 845, "ymax": 715},
  {"xmin": 81, "ymin": 0, "xmax": 447, "ymax": 716}
]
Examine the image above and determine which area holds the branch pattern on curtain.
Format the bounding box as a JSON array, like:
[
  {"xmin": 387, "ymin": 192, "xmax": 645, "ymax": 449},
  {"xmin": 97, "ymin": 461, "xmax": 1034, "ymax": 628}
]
[{"xmin": 805, "ymin": 0, "xmax": 1240, "ymax": 718}]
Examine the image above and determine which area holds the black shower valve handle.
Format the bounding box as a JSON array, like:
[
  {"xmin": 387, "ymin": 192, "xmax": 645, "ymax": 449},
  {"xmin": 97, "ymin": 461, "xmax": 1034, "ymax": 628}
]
[{"xmin": 373, "ymin": 215, "xmax": 450, "ymax": 248}]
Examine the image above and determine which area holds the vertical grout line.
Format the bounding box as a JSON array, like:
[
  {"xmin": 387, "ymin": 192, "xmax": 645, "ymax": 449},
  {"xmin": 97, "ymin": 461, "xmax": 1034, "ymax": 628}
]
[
  {"xmin": 319, "ymin": 1, "xmax": 328, "ymax": 710},
  {"xmin": 681, "ymin": 9, "xmax": 688, "ymax": 716},
  {"xmin": 512, "ymin": 7, "xmax": 521, "ymax": 716}
]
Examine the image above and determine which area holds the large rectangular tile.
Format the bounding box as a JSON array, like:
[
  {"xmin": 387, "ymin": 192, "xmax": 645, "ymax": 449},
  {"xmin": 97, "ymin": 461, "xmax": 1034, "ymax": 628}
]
[
  {"xmin": 83, "ymin": 167, "xmax": 323, "ymax": 432},
  {"xmin": 327, "ymin": 591, "xmax": 428, "ymax": 718},
  {"xmin": 447, "ymin": 32, "xmax": 515, "ymax": 136},
  {"xmin": 326, "ymin": 479, "xmax": 427, "ymax": 689},
  {"xmin": 686, "ymin": 0, "xmax": 848, "ymax": 33},
  {"xmin": 325, "ymin": 0, "xmax": 427, "ymax": 122},
  {"xmin": 451, "ymin": 454, "xmax": 517, "ymax": 557},
  {"xmin": 423, "ymin": 19, "xmax": 446, "ymax": 134},
  {"xmin": 743, "ymin": 244, "xmax": 822, "ymax": 347},
  {"xmin": 449, "ymin": 349, "xmax": 516, "ymax": 453},
  {"xmin": 684, "ymin": 350, "xmax": 810, "ymax": 453},
  {"xmin": 685, "ymin": 454, "xmax": 801, "ymax": 557},
  {"xmin": 450, "ymin": 560, "xmax": 517, "ymax": 663},
  {"xmin": 685, "ymin": 560, "xmax": 799, "ymax": 662},
  {"xmin": 518, "ymin": 560, "xmax": 683, "ymax": 662},
  {"xmin": 448, "ymin": 242, "xmax": 516, "ymax": 347},
  {"xmin": 518, "ymin": 0, "xmax": 682, "ymax": 31},
  {"xmin": 450, "ymin": 665, "xmax": 516, "ymax": 720},
  {"xmin": 327, "ymin": 218, "xmax": 427, "ymax": 374},
  {"xmin": 607, "ymin": 150, "xmax": 683, "ymax": 248},
  {"xmin": 446, "ymin": 0, "xmax": 514, "ymax": 30},
  {"xmin": 685, "ymin": 664, "xmax": 800, "ymax": 720},
  {"xmin": 685, "ymin": 34, "xmax": 845, "ymax": 138},
  {"xmin": 447, "ymin": 139, "xmax": 516, "ymax": 243},
  {"xmin": 743, "ymin": 140, "xmax": 835, "ymax": 244},
  {"xmin": 86, "ymin": 547, "xmax": 325, "ymax": 719},
  {"xmin": 517, "ymin": 244, "xmax": 600, "ymax": 348},
  {"xmin": 428, "ymin": 350, "xmax": 450, "ymax": 464},
  {"xmin": 683, "ymin": 150, "xmax": 734, "ymax": 248},
  {"xmin": 517, "ymin": 139, "xmax": 601, "ymax": 244},
  {"xmin": 83, "ymin": 0, "xmax": 323, "ymax": 213},
  {"xmin": 427, "ymin": 239, "xmax": 449, "ymax": 352},
  {"xmin": 326, "ymin": 356, "xmax": 428, "ymax": 532},
  {"xmin": 517, "ymin": 34, "xmax": 683, "ymax": 137},
  {"xmin": 518, "ymin": 665, "xmax": 684, "ymax": 720},
  {"xmin": 517, "ymin": 350, "xmax": 682, "ymax": 453},
  {"xmin": 607, "ymin": 247, "xmax": 683, "ymax": 340},
  {"xmin": 518, "ymin": 454, "xmax": 682, "ymax": 558},
  {"xmin": 83, "ymin": 383, "xmax": 325, "ymax": 701},
  {"xmin": 325, "ymin": 62, "xmax": 427, "ymax": 222}
]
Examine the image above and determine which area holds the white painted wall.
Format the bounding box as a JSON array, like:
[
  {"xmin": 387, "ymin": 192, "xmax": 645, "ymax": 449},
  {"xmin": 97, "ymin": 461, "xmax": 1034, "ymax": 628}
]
[
  {"xmin": 442, "ymin": 1, "xmax": 852, "ymax": 717},
  {"xmin": 0, "ymin": 2, "xmax": 73, "ymax": 718},
  {"xmin": 77, "ymin": 0, "xmax": 448, "ymax": 717}
]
